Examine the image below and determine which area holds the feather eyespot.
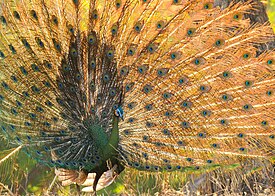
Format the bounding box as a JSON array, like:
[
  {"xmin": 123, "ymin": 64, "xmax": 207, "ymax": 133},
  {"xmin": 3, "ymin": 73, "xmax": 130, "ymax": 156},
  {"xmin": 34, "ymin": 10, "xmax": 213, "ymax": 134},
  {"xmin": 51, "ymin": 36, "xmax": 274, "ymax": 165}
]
[
  {"xmin": 143, "ymin": 84, "xmax": 153, "ymax": 94},
  {"xmin": 242, "ymin": 53, "xmax": 251, "ymax": 59},
  {"xmin": 181, "ymin": 121, "xmax": 190, "ymax": 128},
  {"xmin": 243, "ymin": 104, "xmax": 252, "ymax": 110},
  {"xmin": 52, "ymin": 15, "xmax": 58, "ymax": 25},
  {"xmin": 92, "ymin": 10, "xmax": 98, "ymax": 19},
  {"xmin": 11, "ymin": 76, "xmax": 18, "ymax": 83},
  {"xmin": 106, "ymin": 50, "xmax": 114, "ymax": 58},
  {"xmin": 30, "ymin": 10, "xmax": 38, "ymax": 20},
  {"xmin": 203, "ymin": 3, "xmax": 213, "ymax": 9},
  {"xmin": 170, "ymin": 51, "xmax": 181, "ymax": 60},
  {"xmin": 134, "ymin": 22, "xmax": 143, "ymax": 33},
  {"xmin": 156, "ymin": 20, "xmax": 165, "ymax": 29},
  {"xmin": 0, "ymin": 51, "xmax": 5, "ymax": 59},
  {"xmin": 267, "ymin": 59, "xmax": 273, "ymax": 65},
  {"xmin": 1, "ymin": 16, "xmax": 6, "ymax": 24},
  {"xmin": 157, "ymin": 68, "xmax": 169, "ymax": 77},
  {"xmin": 53, "ymin": 39, "xmax": 61, "ymax": 52},
  {"xmin": 13, "ymin": 11, "xmax": 20, "ymax": 20},
  {"xmin": 9, "ymin": 45, "xmax": 16, "ymax": 54},
  {"xmin": 199, "ymin": 85, "xmax": 210, "ymax": 93},
  {"xmin": 163, "ymin": 129, "xmax": 170, "ymax": 135},
  {"xmin": 266, "ymin": 90, "xmax": 273, "ymax": 96},
  {"xmin": 220, "ymin": 119, "xmax": 228, "ymax": 125},
  {"xmin": 214, "ymin": 39, "xmax": 224, "ymax": 47},
  {"xmin": 164, "ymin": 110, "xmax": 173, "ymax": 117},
  {"xmin": 32, "ymin": 64, "xmax": 40, "ymax": 72},
  {"xmin": 127, "ymin": 46, "xmax": 136, "ymax": 56},
  {"xmin": 120, "ymin": 66, "xmax": 129, "ymax": 76},
  {"xmin": 90, "ymin": 60, "xmax": 96, "ymax": 69},
  {"xmin": 20, "ymin": 66, "xmax": 28, "ymax": 75},
  {"xmin": 198, "ymin": 132, "xmax": 206, "ymax": 138},
  {"xmin": 62, "ymin": 63, "xmax": 71, "ymax": 72},
  {"xmin": 68, "ymin": 25, "xmax": 74, "ymax": 34},
  {"xmin": 178, "ymin": 76, "xmax": 189, "ymax": 85},
  {"xmin": 22, "ymin": 39, "xmax": 31, "ymax": 49},
  {"xmin": 187, "ymin": 28, "xmax": 196, "ymax": 36},
  {"xmin": 137, "ymin": 65, "xmax": 149, "ymax": 74},
  {"xmin": 221, "ymin": 94, "xmax": 232, "ymax": 101},
  {"xmin": 70, "ymin": 48, "xmax": 77, "ymax": 57},
  {"xmin": 244, "ymin": 80, "xmax": 252, "ymax": 87},
  {"xmin": 88, "ymin": 34, "xmax": 97, "ymax": 44},
  {"xmin": 145, "ymin": 104, "xmax": 153, "ymax": 110},
  {"xmin": 212, "ymin": 143, "xmax": 219, "ymax": 148},
  {"xmin": 111, "ymin": 24, "xmax": 118, "ymax": 35},
  {"xmin": 201, "ymin": 110, "xmax": 211, "ymax": 117},
  {"xmin": 221, "ymin": 71, "xmax": 232, "ymax": 79},
  {"xmin": 115, "ymin": 0, "xmax": 122, "ymax": 8},
  {"xmin": 163, "ymin": 92, "xmax": 172, "ymax": 99},
  {"xmin": 147, "ymin": 43, "xmax": 157, "ymax": 53},
  {"xmin": 193, "ymin": 57, "xmax": 205, "ymax": 65},
  {"xmin": 261, "ymin": 120, "xmax": 268, "ymax": 126},
  {"xmin": 233, "ymin": 13, "xmax": 243, "ymax": 20},
  {"xmin": 35, "ymin": 37, "xmax": 44, "ymax": 48},
  {"xmin": 181, "ymin": 101, "xmax": 192, "ymax": 108},
  {"xmin": 72, "ymin": 0, "xmax": 79, "ymax": 5},
  {"xmin": 207, "ymin": 160, "xmax": 213, "ymax": 164},
  {"xmin": 239, "ymin": 147, "xmax": 245, "ymax": 151},
  {"xmin": 109, "ymin": 88, "xmax": 117, "ymax": 96},
  {"xmin": 238, "ymin": 133, "xmax": 244, "ymax": 138},
  {"xmin": 125, "ymin": 82, "xmax": 134, "ymax": 92},
  {"xmin": 31, "ymin": 85, "xmax": 40, "ymax": 93},
  {"xmin": 143, "ymin": 135, "xmax": 149, "ymax": 141}
]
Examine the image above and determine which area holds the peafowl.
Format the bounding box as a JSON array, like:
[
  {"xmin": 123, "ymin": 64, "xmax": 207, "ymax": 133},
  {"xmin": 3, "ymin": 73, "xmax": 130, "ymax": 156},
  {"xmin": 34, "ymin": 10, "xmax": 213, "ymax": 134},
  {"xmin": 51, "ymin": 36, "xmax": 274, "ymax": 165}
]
[{"xmin": 0, "ymin": 0, "xmax": 274, "ymax": 193}]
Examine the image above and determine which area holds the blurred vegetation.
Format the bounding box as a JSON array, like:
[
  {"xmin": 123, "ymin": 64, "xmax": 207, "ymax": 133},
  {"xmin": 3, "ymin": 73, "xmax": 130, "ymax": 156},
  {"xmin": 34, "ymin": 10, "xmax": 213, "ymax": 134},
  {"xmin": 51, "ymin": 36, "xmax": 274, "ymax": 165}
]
[
  {"xmin": 267, "ymin": 0, "xmax": 275, "ymax": 31},
  {"xmin": 1, "ymin": 137, "xmax": 274, "ymax": 196}
]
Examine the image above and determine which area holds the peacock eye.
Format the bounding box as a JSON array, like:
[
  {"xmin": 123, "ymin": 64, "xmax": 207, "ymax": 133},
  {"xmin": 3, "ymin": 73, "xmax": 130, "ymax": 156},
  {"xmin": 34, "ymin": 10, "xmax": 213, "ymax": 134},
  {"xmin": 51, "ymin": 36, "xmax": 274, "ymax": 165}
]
[
  {"xmin": 214, "ymin": 39, "xmax": 225, "ymax": 47},
  {"xmin": 88, "ymin": 34, "xmax": 97, "ymax": 44},
  {"xmin": 156, "ymin": 20, "xmax": 165, "ymax": 29},
  {"xmin": 120, "ymin": 66, "xmax": 129, "ymax": 76},
  {"xmin": 92, "ymin": 10, "xmax": 98, "ymax": 19},
  {"xmin": 187, "ymin": 28, "xmax": 196, "ymax": 36},
  {"xmin": 13, "ymin": 11, "xmax": 20, "ymax": 19},
  {"xmin": 127, "ymin": 46, "xmax": 136, "ymax": 56},
  {"xmin": 30, "ymin": 10, "xmax": 38, "ymax": 20},
  {"xmin": 115, "ymin": 0, "xmax": 121, "ymax": 8},
  {"xmin": 0, "ymin": 51, "xmax": 5, "ymax": 58},
  {"xmin": 107, "ymin": 50, "xmax": 114, "ymax": 58},
  {"xmin": 52, "ymin": 15, "xmax": 58, "ymax": 25},
  {"xmin": 267, "ymin": 59, "xmax": 273, "ymax": 65},
  {"xmin": 134, "ymin": 22, "xmax": 143, "ymax": 32},
  {"xmin": 70, "ymin": 48, "xmax": 77, "ymax": 57},
  {"xmin": 111, "ymin": 24, "xmax": 118, "ymax": 35}
]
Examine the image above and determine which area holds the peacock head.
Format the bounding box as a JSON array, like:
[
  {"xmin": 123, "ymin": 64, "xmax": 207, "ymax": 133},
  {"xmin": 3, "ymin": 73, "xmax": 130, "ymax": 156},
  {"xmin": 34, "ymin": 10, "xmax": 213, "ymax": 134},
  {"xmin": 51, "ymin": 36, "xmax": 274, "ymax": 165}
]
[{"xmin": 114, "ymin": 107, "xmax": 124, "ymax": 121}]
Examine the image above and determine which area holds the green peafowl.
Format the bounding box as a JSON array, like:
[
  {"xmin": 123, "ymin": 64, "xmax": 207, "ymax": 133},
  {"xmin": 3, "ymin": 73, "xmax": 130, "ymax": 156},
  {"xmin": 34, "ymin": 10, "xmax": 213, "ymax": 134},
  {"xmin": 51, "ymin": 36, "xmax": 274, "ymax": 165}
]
[{"xmin": 0, "ymin": 0, "xmax": 275, "ymax": 193}]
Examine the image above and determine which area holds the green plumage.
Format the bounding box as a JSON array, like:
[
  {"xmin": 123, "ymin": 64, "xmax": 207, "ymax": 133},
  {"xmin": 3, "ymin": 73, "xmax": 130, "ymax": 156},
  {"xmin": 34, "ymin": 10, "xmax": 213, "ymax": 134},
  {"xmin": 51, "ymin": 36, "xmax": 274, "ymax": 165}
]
[{"xmin": 0, "ymin": 0, "xmax": 274, "ymax": 193}]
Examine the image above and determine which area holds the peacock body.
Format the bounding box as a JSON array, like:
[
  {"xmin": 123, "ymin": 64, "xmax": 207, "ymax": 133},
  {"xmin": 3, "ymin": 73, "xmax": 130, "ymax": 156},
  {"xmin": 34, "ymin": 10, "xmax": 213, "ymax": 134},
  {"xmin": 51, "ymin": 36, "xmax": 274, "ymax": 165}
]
[{"xmin": 0, "ymin": 0, "xmax": 274, "ymax": 192}]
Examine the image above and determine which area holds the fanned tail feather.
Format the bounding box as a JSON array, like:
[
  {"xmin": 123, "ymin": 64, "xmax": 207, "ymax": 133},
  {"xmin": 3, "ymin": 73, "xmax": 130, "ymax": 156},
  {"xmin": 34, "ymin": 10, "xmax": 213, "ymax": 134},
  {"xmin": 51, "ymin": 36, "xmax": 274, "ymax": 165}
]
[{"xmin": 0, "ymin": 0, "xmax": 274, "ymax": 191}]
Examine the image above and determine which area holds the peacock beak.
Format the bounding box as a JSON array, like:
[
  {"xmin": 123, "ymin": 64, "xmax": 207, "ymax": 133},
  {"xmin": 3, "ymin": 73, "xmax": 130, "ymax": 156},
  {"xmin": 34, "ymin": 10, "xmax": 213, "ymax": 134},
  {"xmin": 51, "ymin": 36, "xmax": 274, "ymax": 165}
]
[{"xmin": 115, "ymin": 107, "xmax": 124, "ymax": 121}]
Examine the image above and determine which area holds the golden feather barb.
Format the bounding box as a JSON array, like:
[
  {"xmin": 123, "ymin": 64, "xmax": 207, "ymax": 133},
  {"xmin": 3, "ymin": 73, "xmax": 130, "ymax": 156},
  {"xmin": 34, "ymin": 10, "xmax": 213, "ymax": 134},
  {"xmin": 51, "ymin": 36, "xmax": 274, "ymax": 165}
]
[{"xmin": 0, "ymin": 0, "xmax": 274, "ymax": 188}]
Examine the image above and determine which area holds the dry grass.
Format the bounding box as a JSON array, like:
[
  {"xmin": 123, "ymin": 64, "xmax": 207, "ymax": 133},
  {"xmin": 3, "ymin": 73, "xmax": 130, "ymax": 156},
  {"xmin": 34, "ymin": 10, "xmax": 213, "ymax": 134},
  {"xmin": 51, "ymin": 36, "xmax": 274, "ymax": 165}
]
[{"xmin": 117, "ymin": 160, "xmax": 275, "ymax": 196}]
